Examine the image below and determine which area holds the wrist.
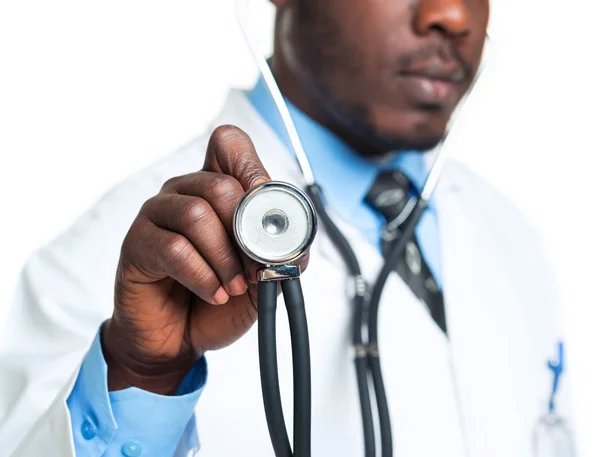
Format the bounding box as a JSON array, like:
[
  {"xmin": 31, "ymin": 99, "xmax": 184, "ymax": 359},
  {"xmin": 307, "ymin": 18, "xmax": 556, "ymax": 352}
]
[{"xmin": 101, "ymin": 319, "xmax": 199, "ymax": 395}]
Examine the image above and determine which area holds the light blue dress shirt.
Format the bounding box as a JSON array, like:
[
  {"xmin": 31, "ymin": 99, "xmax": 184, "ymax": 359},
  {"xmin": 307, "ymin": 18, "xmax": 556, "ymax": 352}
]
[
  {"xmin": 66, "ymin": 77, "xmax": 443, "ymax": 457},
  {"xmin": 67, "ymin": 328, "xmax": 206, "ymax": 456}
]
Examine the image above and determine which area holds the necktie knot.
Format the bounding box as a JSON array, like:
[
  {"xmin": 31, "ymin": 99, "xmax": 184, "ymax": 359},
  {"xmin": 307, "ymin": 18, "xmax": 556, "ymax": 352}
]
[{"xmin": 365, "ymin": 170, "xmax": 417, "ymax": 236}]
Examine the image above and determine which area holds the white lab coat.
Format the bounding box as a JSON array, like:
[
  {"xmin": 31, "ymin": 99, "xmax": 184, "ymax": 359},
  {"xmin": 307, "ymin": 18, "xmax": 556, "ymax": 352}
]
[{"xmin": 0, "ymin": 89, "xmax": 571, "ymax": 457}]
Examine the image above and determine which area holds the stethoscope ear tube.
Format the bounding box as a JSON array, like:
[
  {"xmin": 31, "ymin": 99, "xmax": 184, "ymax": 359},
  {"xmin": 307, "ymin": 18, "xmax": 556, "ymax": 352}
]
[
  {"xmin": 306, "ymin": 184, "xmax": 377, "ymax": 457},
  {"xmin": 367, "ymin": 198, "xmax": 429, "ymax": 457},
  {"xmin": 307, "ymin": 183, "xmax": 431, "ymax": 457}
]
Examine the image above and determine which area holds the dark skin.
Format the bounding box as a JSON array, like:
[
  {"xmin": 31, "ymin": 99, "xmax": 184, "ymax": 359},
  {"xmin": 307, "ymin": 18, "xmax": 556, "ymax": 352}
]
[
  {"xmin": 103, "ymin": 0, "xmax": 489, "ymax": 394},
  {"xmin": 272, "ymin": 0, "xmax": 488, "ymax": 154}
]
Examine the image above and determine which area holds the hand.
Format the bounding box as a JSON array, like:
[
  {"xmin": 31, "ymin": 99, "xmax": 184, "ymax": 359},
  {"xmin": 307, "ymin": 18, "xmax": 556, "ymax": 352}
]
[{"xmin": 102, "ymin": 125, "xmax": 307, "ymax": 394}]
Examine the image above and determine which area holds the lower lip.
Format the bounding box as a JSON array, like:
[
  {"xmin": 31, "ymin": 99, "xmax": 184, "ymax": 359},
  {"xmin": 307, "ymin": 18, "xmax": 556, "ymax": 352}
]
[{"xmin": 398, "ymin": 75, "xmax": 460, "ymax": 105}]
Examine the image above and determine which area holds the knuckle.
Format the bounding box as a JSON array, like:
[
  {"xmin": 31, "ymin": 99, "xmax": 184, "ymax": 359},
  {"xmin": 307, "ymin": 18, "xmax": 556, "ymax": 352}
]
[
  {"xmin": 161, "ymin": 175, "xmax": 183, "ymax": 192},
  {"xmin": 180, "ymin": 198, "xmax": 212, "ymax": 228},
  {"xmin": 140, "ymin": 196, "xmax": 159, "ymax": 215},
  {"xmin": 196, "ymin": 266, "xmax": 220, "ymax": 291},
  {"xmin": 186, "ymin": 261, "xmax": 220, "ymax": 294},
  {"xmin": 209, "ymin": 175, "xmax": 242, "ymax": 201},
  {"xmin": 212, "ymin": 243, "xmax": 238, "ymax": 268},
  {"xmin": 164, "ymin": 234, "xmax": 194, "ymax": 265}
]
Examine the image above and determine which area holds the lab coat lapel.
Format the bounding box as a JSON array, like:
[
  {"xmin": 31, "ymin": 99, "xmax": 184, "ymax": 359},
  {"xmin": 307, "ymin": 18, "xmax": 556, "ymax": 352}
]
[{"xmin": 435, "ymin": 168, "xmax": 541, "ymax": 457}]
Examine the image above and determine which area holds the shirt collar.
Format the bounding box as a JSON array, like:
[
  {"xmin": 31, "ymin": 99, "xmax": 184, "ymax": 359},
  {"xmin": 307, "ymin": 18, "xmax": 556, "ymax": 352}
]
[{"xmin": 245, "ymin": 76, "xmax": 430, "ymax": 222}]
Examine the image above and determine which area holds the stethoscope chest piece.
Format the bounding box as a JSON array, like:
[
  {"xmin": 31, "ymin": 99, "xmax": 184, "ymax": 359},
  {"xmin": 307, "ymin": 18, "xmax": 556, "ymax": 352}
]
[
  {"xmin": 233, "ymin": 181, "xmax": 317, "ymax": 268},
  {"xmin": 233, "ymin": 180, "xmax": 316, "ymax": 457}
]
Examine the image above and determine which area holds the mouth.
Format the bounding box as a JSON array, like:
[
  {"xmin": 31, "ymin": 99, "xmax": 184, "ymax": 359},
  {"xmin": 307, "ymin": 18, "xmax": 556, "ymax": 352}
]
[
  {"xmin": 395, "ymin": 64, "xmax": 468, "ymax": 106},
  {"xmin": 399, "ymin": 64, "xmax": 467, "ymax": 83}
]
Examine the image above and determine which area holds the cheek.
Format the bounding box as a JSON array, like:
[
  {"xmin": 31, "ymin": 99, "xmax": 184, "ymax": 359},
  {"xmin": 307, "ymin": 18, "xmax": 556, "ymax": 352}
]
[
  {"xmin": 345, "ymin": 3, "xmax": 411, "ymax": 65},
  {"xmin": 321, "ymin": 5, "xmax": 411, "ymax": 101},
  {"xmin": 470, "ymin": 0, "xmax": 490, "ymax": 46}
]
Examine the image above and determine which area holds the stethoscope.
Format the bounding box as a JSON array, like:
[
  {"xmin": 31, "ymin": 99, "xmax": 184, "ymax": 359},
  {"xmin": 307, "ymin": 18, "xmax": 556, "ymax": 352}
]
[{"xmin": 232, "ymin": 2, "xmax": 575, "ymax": 457}]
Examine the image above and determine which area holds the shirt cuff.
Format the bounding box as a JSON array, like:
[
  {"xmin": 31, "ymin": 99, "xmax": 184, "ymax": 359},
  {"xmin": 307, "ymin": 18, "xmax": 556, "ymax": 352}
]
[{"xmin": 66, "ymin": 325, "xmax": 206, "ymax": 457}]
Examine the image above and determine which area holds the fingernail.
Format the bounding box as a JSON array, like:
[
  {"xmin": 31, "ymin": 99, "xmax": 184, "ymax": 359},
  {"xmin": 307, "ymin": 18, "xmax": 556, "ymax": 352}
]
[
  {"xmin": 213, "ymin": 287, "xmax": 229, "ymax": 305},
  {"xmin": 252, "ymin": 177, "xmax": 268, "ymax": 187},
  {"xmin": 227, "ymin": 274, "xmax": 248, "ymax": 296}
]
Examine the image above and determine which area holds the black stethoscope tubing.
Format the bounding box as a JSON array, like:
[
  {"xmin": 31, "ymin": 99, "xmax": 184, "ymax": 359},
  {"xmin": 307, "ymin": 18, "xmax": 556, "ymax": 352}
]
[
  {"xmin": 256, "ymin": 182, "xmax": 428, "ymax": 457},
  {"xmin": 308, "ymin": 183, "xmax": 428, "ymax": 457},
  {"xmin": 258, "ymin": 277, "xmax": 312, "ymax": 457}
]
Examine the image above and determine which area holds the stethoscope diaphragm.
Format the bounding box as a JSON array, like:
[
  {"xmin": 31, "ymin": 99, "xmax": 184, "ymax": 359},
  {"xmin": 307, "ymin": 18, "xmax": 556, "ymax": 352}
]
[{"xmin": 233, "ymin": 181, "xmax": 317, "ymax": 266}]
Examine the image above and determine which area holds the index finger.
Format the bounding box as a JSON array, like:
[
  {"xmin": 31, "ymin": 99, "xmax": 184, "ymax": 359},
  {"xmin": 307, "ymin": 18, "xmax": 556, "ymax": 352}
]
[{"xmin": 203, "ymin": 125, "xmax": 270, "ymax": 191}]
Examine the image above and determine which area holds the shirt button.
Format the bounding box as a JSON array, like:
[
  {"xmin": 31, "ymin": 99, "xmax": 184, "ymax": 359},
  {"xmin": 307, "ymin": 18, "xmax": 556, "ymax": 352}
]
[
  {"xmin": 121, "ymin": 441, "xmax": 142, "ymax": 457},
  {"xmin": 81, "ymin": 419, "xmax": 97, "ymax": 440}
]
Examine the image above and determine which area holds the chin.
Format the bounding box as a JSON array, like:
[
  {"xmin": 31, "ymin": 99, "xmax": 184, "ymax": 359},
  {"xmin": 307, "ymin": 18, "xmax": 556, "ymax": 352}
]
[
  {"xmin": 397, "ymin": 123, "xmax": 447, "ymax": 151},
  {"xmin": 364, "ymin": 105, "xmax": 452, "ymax": 154},
  {"xmin": 368, "ymin": 120, "xmax": 447, "ymax": 154},
  {"xmin": 379, "ymin": 133, "xmax": 445, "ymax": 154},
  {"xmin": 399, "ymin": 135, "xmax": 445, "ymax": 152},
  {"xmin": 319, "ymin": 93, "xmax": 450, "ymax": 155}
]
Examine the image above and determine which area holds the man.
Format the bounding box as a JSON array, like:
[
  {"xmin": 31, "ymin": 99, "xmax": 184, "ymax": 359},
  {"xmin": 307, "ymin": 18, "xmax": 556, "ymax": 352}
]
[{"xmin": 0, "ymin": 0, "xmax": 572, "ymax": 456}]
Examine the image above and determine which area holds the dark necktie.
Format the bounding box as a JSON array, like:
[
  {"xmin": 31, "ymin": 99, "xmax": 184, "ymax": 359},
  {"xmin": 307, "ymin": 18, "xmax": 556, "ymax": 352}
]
[{"xmin": 365, "ymin": 170, "xmax": 447, "ymax": 334}]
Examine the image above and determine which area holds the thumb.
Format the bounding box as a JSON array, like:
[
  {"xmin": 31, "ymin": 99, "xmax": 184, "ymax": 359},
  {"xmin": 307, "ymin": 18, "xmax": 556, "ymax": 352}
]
[{"xmin": 203, "ymin": 125, "xmax": 270, "ymax": 191}]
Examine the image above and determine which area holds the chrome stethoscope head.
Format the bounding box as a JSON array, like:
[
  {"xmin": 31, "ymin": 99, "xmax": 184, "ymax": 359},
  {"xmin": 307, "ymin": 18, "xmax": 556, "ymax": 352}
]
[{"xmin": 233, "ymin": 180, "xmax": 318, "ymax": 268}]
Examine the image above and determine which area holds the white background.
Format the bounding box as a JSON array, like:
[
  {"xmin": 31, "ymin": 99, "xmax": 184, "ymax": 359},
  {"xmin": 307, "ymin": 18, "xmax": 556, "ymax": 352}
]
[{"xmin": 0, "ymin": 0, "xmax": 598, "ymax": 455}]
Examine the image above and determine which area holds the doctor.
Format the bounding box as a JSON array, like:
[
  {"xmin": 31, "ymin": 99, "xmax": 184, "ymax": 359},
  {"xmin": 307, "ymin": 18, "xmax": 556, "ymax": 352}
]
[{"xmin": 0, "ymin": 0, "xmax": 572, "ymax": 456}]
